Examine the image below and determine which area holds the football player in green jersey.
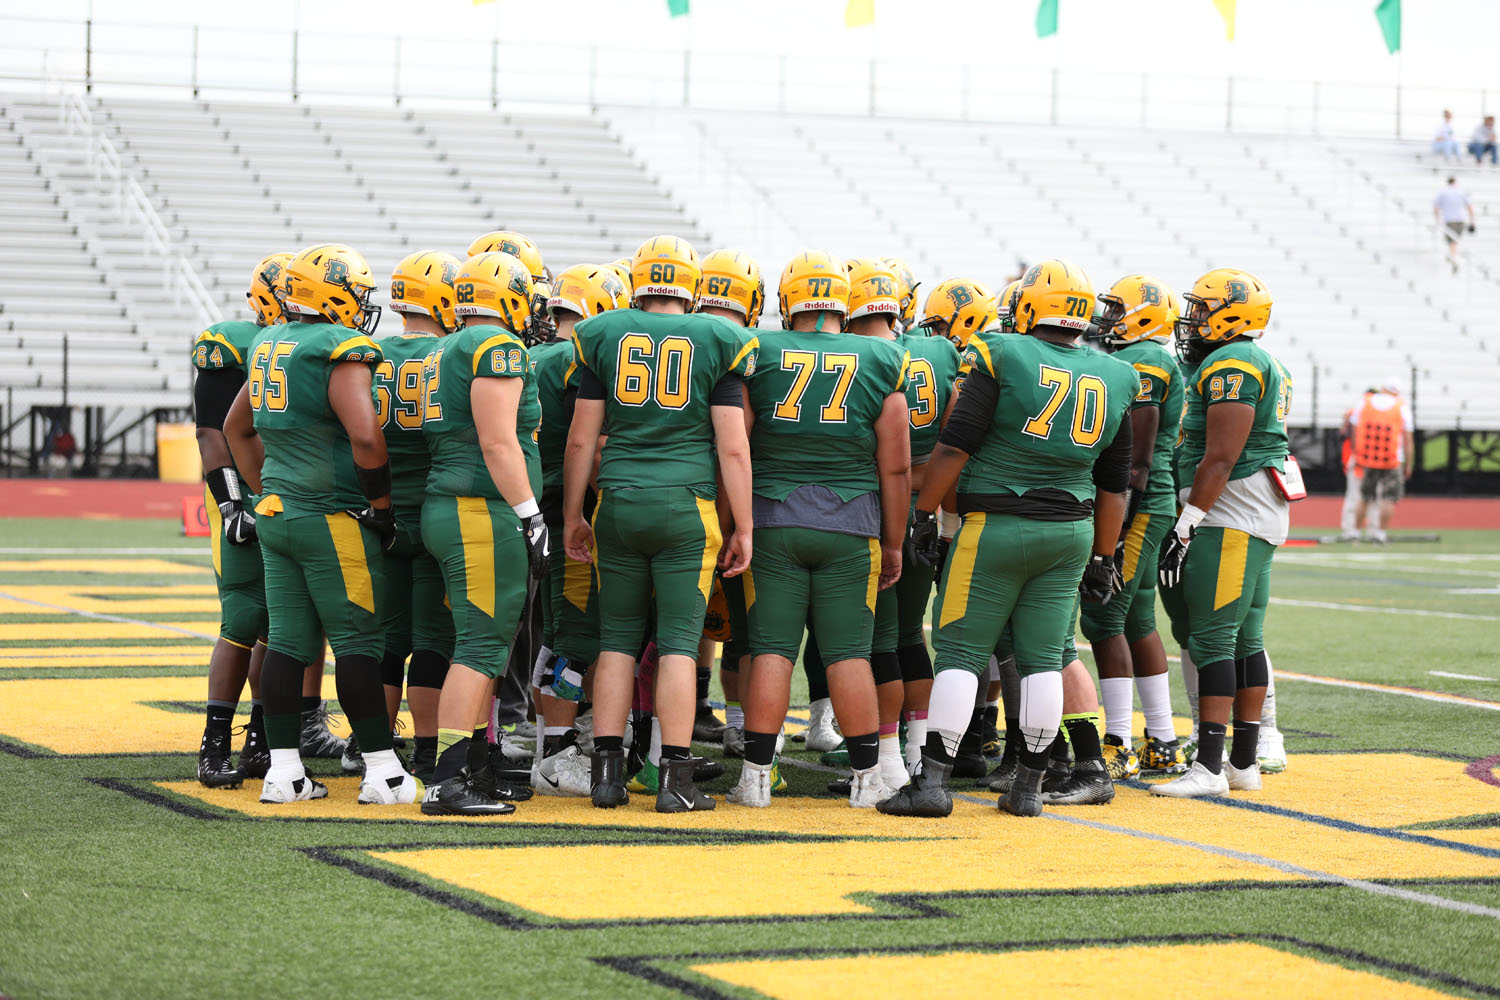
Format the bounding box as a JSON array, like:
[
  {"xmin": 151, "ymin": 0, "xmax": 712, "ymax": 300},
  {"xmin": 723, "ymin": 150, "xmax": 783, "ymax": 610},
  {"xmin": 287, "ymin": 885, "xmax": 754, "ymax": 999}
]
[
  {"xmin": 1154, "ymin": 269, "xmax": 1292, "ymax": 799},
  {"xmin": 526, "ymin": 263, "xmax": 625, "ymax": 797},
  {"xmin": 564, "ymin": 235, "xmax": 757, "ymax": 814},
  {"xmin": 417, "ymin": 251, "xmax": 548, "ymax": 816},
  {"xmin": 1079, "ymin": 274, "xmax": 1189, "ymax": 777},
  {"xmin": 222, "ymin": 243, "xmax": 420, "ymax": 806},
  {"xmin": 191, "ymin": 252, "xmax": 288, "ymax": 787},
  {"xmin": 885, "ymin": 259, "xmax": 1137, "ymax": 819},
  {"xmin": 727, "ymin": 251, "xmax": 909, "ymax": 809},
  {"xmin": 375, "ymin": 250, "xmax": 461, "ymax": 782}
]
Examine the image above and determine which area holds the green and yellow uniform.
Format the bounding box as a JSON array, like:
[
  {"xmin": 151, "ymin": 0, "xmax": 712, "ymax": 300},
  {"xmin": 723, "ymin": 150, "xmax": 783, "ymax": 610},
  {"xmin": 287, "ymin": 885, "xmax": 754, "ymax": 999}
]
[
  {"xmin": 743, "ymin": 330, "xmax": 908, "ymax": 664},
  {"xmin": 373, "ymin": 333, "xmax": 453, "ymax": 667},
  {"xmin": 420, "ymin": 325, "xmax": 541, "ymax": 676},
  {"xmin": 571, "ymin": 308, "xmax": 758, "ymax": 659},
  {"xmin": 1177, "ymin": 340, "xmax": 1292, "ymax": 667},
  {"xmin": 192, "ymin": 320, "xmax": 267, "ymax": 648},
  {"xmin": 530, "ymin": 336, "xmax": 598, "ymax": 666},
  {"xmin": 1079, "ymin": 336, "xmax": 1182, "ymax": 645},
  {"xmin": 934, "ymin": 331, "xmax": 1137, "ymax": 676},
  {"xmin": 1156, "ymin": 356, "xmax": 1199, "ymax": 649},
  {"xmin": 247, "ymin": 322, "xmax": 387, "ymax": 663}
]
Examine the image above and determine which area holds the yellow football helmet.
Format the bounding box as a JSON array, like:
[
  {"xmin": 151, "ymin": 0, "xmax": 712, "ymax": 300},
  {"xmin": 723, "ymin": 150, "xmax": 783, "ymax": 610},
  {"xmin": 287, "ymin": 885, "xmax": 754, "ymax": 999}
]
[
  {"xmin": 845, "ymin": 257, "xmax": 901, "ymax": 325},
  {"xmin": 1095, "ymin": 273, "xmax": 1176, "ymax": 346},
  {"xmin": 995, "ymin": 278, "xmax": 1022, "ymax": 333},
  {"xmin": 454, "ymin": 252, "xmax": 533, "ymax": 334},
  {"xmin": 778, "ymin": 251, "xmax": 850, "ymax": 326},
  {"xmin": 604, "ymin": 259, "xmax": 633, "ymax": 300},
  {"xmin": 884, "ymin": 257, "xmax": 919, "ymax": 327},
  {"xmin": 281, "ymin": 244, "xmax": 380, "ymax": 333},
  {"xmin": 548, "ymin": 264, "xmax": 626, "ymax": 321},
  {"xmin": 631, "ymin": 236, "xmax": 701, "ymax": 306},
  {"xmin": 389, "ymin": 250, "xmax": 462, "ymax": 333},
  {"xmin": 1012, "ymin": 259, "xmax": 1094, "ymax": 336},
  {"xmin": 247, "ymin": 252, "xmax": 293, "ymax": 327},
  {"xmin": 467, "ymin": 231, "xmax": 545, "ymax": 281},
  {"xmin": 1177, "ymin": 268, "xmax": 1272, "ymax": 343},
  {"xmin": 920, "ymin": 278, "xmax": 996, "ymax": 349},
  {"xmin": 697, "ymin": 249, "xmax": 764, "ymax": 327}
]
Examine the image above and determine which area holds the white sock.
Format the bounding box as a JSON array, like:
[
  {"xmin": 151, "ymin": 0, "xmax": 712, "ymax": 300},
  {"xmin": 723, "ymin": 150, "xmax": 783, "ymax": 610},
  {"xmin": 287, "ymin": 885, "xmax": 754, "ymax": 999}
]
[
  {"xmin": 1100, "ymin": 676, "xmax": 1134, "ymax": 742},
  {"xmin": 648, "ymin": 715, "xmax": 662, "ymax": 768},
  {"xmin": 903, "ymin": 712, "xmax": 928, "ymax": 773},
  {"xmin": 489, "ymin": 697, "xmax": 501, "ymax": 734},
  {"xmin": 725, "ymin": 702, "xmax": 744, "ymax": 730},
  {"xmin": 361, "ymin": 747, "xmax": 403, "ymax": 780},
  {"xmin": 531, "ymin": 644, "xmax": 553, "ymax": 689},
  {"xmin": 1261, "ymin": 654, "xmax": 1279, "ymax": 730},
  {"xmin": 1179, "ymin": 647, "xmax": 1199, "ymax": 725},
  {"xmin": 1135, "ymin": 672, "xmax": 1175, "ymax": 741},
  {"xmin": 267, "ymin": 748, "xmax": 304, "ymax": 783},
  {"xmin": 927, "ymin": 669, "xmax": 979, "ymax": 757},
  {"xmin": 878, "ymin": 732, "xmax": 905, "ymax": 786},
  {"xmin": 1018, "ymin": 672, "xmax": 1063, "ymax": 755}
]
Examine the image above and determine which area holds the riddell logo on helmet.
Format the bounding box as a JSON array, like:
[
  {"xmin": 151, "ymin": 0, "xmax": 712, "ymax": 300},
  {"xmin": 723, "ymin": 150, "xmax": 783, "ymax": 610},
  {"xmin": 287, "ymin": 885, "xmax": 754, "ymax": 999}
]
[
  {"xmin": 864, "ymin": 302, "xmax": 899, "ymax": 313},
  {"xmin": 637, "ymin": 284, "xmax": 687, "ymax": 297}
]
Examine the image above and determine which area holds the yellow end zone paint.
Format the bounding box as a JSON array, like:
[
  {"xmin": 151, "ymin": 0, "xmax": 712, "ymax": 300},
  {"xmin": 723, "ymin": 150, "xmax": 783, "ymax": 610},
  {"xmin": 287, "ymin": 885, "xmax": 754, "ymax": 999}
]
[
  {"xmin": 0, "ymin": 584, "xmax": 218, "ymax": 617},
  {"xmin": 692, "ymin": 943, "xmax": 1464, "ymax": 1000},
  {"xmin": 0, "ymin": 559, "xmax": 210, "ymax": 575},
  {"xmin": 0, "ymin": 621, "xmax": 219, "ymax": 642},
  {"xmin": 0, "ymin": 644, "xmax": 213, "ymax": 666}
]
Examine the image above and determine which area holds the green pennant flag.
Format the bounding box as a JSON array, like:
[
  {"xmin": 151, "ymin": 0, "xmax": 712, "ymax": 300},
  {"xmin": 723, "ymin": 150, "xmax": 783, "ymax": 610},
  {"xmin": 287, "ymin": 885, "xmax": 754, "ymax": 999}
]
[
  {"xmin": 1374, "ymin": 0, "xmax": 1401, "ymax": 53},
  {"xmin": 666, "ymin": 0, "xmax": 690, "ymax": 16},
  {"xmin": 1035, "ymin": 0, "xmax": 1059, "ymax": 37}
]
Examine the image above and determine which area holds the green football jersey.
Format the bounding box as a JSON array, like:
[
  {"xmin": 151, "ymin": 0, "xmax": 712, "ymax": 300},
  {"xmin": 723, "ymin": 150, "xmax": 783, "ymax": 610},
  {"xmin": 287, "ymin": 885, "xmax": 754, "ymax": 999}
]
[
  {"xmin": 422, "ymin": 325, "xmax": 542, "ymax": 500},
  {"xmin": 1113, "ymin": 337, "xmax": 1183, "ymax": 501},
  {"xmin": 248, "ymin": 322, "xmax": 384, "ymax": 515},
  {"xmin": 747, "ymin": 331, "xmax": 909, "ymax": 502},
  {"xmin": 900, "ymin": 331, "xmax": 962, "ymax": 463},
  {"xmin": 1176, "ymin": 339, "xmax": 1292, "ymax": 484},
  {"xmin": 192, "ymin": 319, "xmax": 260, "ymax": 377},
  {"xmin": 1170, "ymin": 356, "xmax": 1201, "ymax": 495},
  {"xmin": 958, "ymin": 331, "xmax": 1139, "ymax": 503},
  {"xmin": 529, "ymin": 337, "xmax": 580, "ymax": 507},
  {"xmin": 571, "ymin": 309, "xmax": 758, "ymax": 494},
  {"xmin": 374, "ymin": 332, "xmax": 441, "ymax": 517}
]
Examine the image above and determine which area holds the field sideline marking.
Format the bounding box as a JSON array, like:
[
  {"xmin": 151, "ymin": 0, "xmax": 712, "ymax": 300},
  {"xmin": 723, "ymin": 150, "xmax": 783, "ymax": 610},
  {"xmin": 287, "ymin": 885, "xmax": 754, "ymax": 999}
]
[
  {"xmin": 952, "ymin": 793, "xmax": 1500, "ymax": 923},
  {"xmin": 1274, "ymin": 671, "xmax": 1500, "ymax": 712},
  {"xmin": 1430, "ymin": 671, "xmax": 1494, "ymax": 682},
  {"xmin": 0, "ymin": 589, "xmax": 220, "ymax": 642},
  {"xmin": 1268, "ymin": 597, "xmax": 1499, "ymax": 623}
]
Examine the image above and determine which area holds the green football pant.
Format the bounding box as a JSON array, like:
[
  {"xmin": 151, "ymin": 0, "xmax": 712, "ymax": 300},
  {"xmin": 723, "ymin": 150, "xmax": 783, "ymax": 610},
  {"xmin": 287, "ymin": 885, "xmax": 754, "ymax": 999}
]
[
  {"xmin": 933, "ymin": 512, "xmax": 1091, "ymax": 677},
  {"xmin": 1078, "ymin": 502, "xmax": 1173, "ymax": 644},
  {"xmin": 422, "ymin": 496, "xmax": 529, "ymax": 679},
  {"xmin": 205, "ymin": 485, "xmax": 267, "ymax": 648},
  {"xmin": 1183, "ymin": 526, "xmax": 1277, "ymax": 666},
  {"xmin": 996, "ymin": 592, "xmax": 1079, "ymax": 667},
  {"xmin": 546, "ymin": 522, "xmax": 600, "ymax": 665},
  {"xmin": 256, "ymin": 509, "xmax": 385, "ymax": 663},
  {"xmin": 592, "ymin": 486, "xmax": 720, "ymax": 660},
  {"xmin": 381, "ymin": 545, "xmax": 455, "ymax": 663},
  {"xmin": 746, "ymin": 526, "xmax": 879, "ymax": 664}
]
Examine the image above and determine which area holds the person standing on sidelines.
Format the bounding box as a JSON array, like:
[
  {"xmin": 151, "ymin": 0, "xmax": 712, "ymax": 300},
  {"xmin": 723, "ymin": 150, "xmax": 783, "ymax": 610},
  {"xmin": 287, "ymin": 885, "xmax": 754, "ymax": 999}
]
[{"xmin": 1350, "ymin": 376, "xmax": 1415, "ymax": 545}]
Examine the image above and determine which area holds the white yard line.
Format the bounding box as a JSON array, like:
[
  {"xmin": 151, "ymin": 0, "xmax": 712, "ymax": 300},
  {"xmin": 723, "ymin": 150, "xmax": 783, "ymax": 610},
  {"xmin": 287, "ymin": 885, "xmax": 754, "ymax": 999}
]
[
  {"xmin": 1275, "ymin": 670, "xmax": 1500, "ymax": 712},
  {"xmin": 1428, "ymin": 671, "xmax": 1495, "ymax": 682},
  {"xmin": 0, "ymin": 590, "xmax": 220, "ymax": 641},
  {"xmin": 1268, "ymin": 597, "xmax": 1499, "ymax": 622}
]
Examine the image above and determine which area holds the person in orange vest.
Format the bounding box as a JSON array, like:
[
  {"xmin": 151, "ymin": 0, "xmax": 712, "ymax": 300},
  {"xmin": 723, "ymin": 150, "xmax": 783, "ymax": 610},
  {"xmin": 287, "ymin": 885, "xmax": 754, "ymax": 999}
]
[
  {"xmin": 1338, "ymin": 390, "xmax": 1374, "ymax": 542},
  {"xmin": 1349, "ymin": 376, "xmax": 1415, "ymax": 544}
]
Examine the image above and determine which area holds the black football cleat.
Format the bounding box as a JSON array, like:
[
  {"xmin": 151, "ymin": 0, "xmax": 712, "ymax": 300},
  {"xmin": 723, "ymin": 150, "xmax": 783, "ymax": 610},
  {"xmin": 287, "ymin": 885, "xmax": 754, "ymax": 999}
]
[
  {"xmin": 692, "ymin": 702, "xmax": 726, "ymax": 742},
  {"xmin": 236, "ymin": 722, "xmax": 270, "ymax": 780},
  {"xmin": 1041, "ymin": 751, "xmax": 1073, "ymax": 793},
  {"xmin": 983, "ymin": 740, "xmax": 1019, "ymax": 791},
  {"xmin": 877, "ymin": 755, "xmax": 953, "ymax": 817},
  {"xmin": 656, "ymin": 756, "xmax": 716, "ymax": 813},
  {"xmin": 591, "ymin": 748, "xmax": 629, "ymax": 808},
  {"xmin": 198, "ymin": 729, "xmax": 243, "ymax": 789},
  {"xmin": 420, "ymin": 775, "xmax": 515, "ymax": 816},
  {"xmin": 692, "ymin": 756, "xmax": 725, "ymax": 782},
  {"xmin": 300, "ymin": 701, "xmax": 348, "ymax": 759},
  {"xmin": 951, "ymin": 724, "xmax": 988, "ymax": 779},
  {"xmin": 408, "ymin": 744, "xmax": 437, "ymax": 784},
  {"xmin": 826, "ymin": 776, "xmax": 853, "ymax": 796},
  {"xmin": 999, "ymin": 761, "xmax": 1047, "ymax": 817},
  {"xmin": 1040, "ymin": 758, "xmax": 1116, "ymax": 806},
  {"xmin": 471, "ymin": 756, "xmax": 534, "ymax": 802}
]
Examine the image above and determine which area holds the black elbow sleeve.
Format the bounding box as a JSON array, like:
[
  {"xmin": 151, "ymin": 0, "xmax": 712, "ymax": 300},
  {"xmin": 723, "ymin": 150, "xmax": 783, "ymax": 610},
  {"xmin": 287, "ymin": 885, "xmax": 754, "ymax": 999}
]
[
  {"xmin": 193, "ymin": 369, "xmax": 245, "ymax": 432},
  {"xmin": 710, "ymin": 372, "xmax": 745, "ymax": 407},
  {"xmin": 577, "ymin": 367, "xmax": 605, "ymax": 400},
  {"xmin": 937, "ymin": 369, "xmax": 998, "ymax": 455},
  {"xmin": 1092, "ymin": 416, "xmax": 1133, "ymax": 493}
]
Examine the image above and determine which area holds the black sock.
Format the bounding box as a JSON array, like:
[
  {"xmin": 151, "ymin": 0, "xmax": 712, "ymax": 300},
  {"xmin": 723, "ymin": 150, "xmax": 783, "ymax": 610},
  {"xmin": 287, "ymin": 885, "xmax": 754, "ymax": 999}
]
[
  {"xmin": 1019, "ymin": 735, "xmax": 1058, "ymax": 772},
  {"xmin": 249, "ymin": 701, "xmax": 264, "ymax": 730},
  {"xmin": 743, "ymin": 731, "xmax": 778, "ymax": 767},
  {"xmin": 696, "ymin": 665, "xmax": 711, "ymax": 702},
  {"xmin": 661, "ymin": 744, "xmax": 691, "ymax": 762},
  {"xmin": 1197, "ymin": 721, "xmax": 1228, "ymax": 775},
  {"xmin": 261, "ymin": 649, "xmax": 305, "ymax": 751},
  {"xmin": 982, "ymin": 704, "xmax": 998, "ymax": 729},
  {"xmin": 845, "ymin": 731, "xmax": 879, "ymax": 771},
  {"xmin": 1003, "ymin": 718, "xmax": 1021, "ymax": 756},
  {"xmin": 543, "ymin": 729, "xmax": 577, "ymax": 757},
  {"xmin": 594, "ymin": 735, "xmax": 624, "ymax": 755},
  {"xmin": 923, "ymin": 729, "xmax": 955, "ymax": 766},
  {"xmin": 434, "ymin": 738, "xmax": 470, "ymax": 783},
  {"xmin": 301, "ymin": 695, "xmax": 321, "ymax": 715},
  {"xmin": 957, "ymin": 708, "xmax": 984, "ymax": 755},
  {"xmin": 415, "ymin": 735, "xmax": 438, "ymax": 757},
  {"xmin": 468, "ymin": 726, "xmax": 489, "ymax": 772},
  {"xmin": 1063, "ymin": 715, "xmax": 1102, "ymax": 762},
  {"xmin": 333, "ymin": 654, "xmax": 393, "ymax": 754},
  {"xmin": 205, "ymin": 701, "xmax": 235, "ymax": 738},
  {"xmin": 1230, "ymin": 721, "xmax": 1261, "ymax": 770}
]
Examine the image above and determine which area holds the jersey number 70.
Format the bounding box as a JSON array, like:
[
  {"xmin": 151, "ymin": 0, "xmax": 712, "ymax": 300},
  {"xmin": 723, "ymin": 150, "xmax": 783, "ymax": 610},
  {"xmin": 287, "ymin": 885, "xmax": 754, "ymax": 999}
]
[{"xmin": 1021, "ymin": 364, "xmax": 1107, "ymax": 447}]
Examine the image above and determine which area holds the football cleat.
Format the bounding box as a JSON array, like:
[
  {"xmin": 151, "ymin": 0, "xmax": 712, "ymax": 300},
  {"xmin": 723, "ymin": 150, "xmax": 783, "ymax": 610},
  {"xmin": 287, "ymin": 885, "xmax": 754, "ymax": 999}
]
[
  {"xmin": 1226, "ymin": 759, "xmax": 1263, "ymax": 791},
  {"xmin": 420, "ymin": 775, "xmax": 515, "ymax": 816},
  {"xmin": 573, "ymin": 710, "xmax": 595, "ymax": 756},
  {"xmin": 819, "ymin": 742, "xmax": 850, "ymax": 767},
  {"xmin": 1180, "ymin": 733, "xmax": 1200, "ymax": 765},
  {"xmin": 1150, "ymin": 761, "xmax": 1230, "ymax": 798},
  {"xmin": 770, "ymin": 758, "xmax": 789, "ymax": 794},
  {"xmin": 722, "ymin": 726, "xmax": 745, "ymax": 758},
  {"xmin": 471, "ymin": 753, "xmax": 534, "ymax": 802},
  {"xmin": 408, "ymin": 744, "xmax": 437, "ymax": 784},
  {"xmin": 693, "ymin": 756, "xmax": 725, "ymax": 782},
  {"xmin": 627, "ymin": 760, "xmax": 659, "ymax": 794},
  {"xmin": 236, "ymin": 723, "xmax": 270, "ymax": 780},
  {"xmin": 1042, "ymin": 751, "xmax": 1073, "ymax": 793},
  {"xmin": 197, "ymin": 729, "xmax": 243, "ymax": 789},
  {"xmin": 497, "ymin": 731, "xmax": 535, "ymax": 761},
  {"xmin": 727, "ymin": 761, "xmax": 772, "ymax": 808},
  {"xmin": 258, "ymin": 774, "xmax": 328, "ymax": 804},
  {"xmin": 952, "ymin": 727, "xmax": 989, "ymax": 779},
  {"xmin": 1102, "ymin": 734, "xmax": 1142, "ymax": 780},
  {"xmin": 1257, "ymin": 726, "xmax": 1288, "ymax": 774},
  {"xmin": 300, "ymin": 701, "xmax": 348, "ymax": 759},
  {"xmin": 877, "ymin": 756, "xmax": 953, "ymax": 818},
  {"xmin": 591, "ymin": 749, "xmax": 629, "ymax": 808},
  {"xmin": 535, "ymin": 744, "xmax": 591, "ymax": 797},
  {"xmin": 984, "ymin": 750, "xmax": 1019, "ymax": 793},
  {"xmin": 803, "ymin": 699, "xmax": 842, "ymax": 753},
  {"xmin": 340, "ymin": 733, "xmax": 363, "ymax": 775},
  {"xmin": 998, "ymin": 762, "xmax": 1047, "ymax": 817},
  {"xmin": 849, "ymin": 767, "xmax": 895, "ymax": 808},
  {"xmin": 357, "ymin": 770, "xmax": 422, "ymax": 805},
  {"xmin": 693, "ymin": 702, "xmax": 726, "ymax": 742},
  {"xmin": 656, "ymin": 757, "xmax": 716, "ymax": 813},
  {"xmin": 1139, "ymin": 734, "xmax": 1189, "ymax": 775},
  {"xmin": 1040, "ymin": 758, "xmax": 1115, "ymax": 806},
  {"xmin": 980, "ymin": 714, "xmax": 1003, "ymax": 759}
]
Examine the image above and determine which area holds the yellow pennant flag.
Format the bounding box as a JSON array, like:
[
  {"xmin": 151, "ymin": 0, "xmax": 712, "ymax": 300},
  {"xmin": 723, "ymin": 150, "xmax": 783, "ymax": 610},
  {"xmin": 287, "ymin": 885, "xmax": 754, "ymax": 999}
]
[
  {"xmin": 472, "ymin": 0, "xmax": 496, "ymax": 5},
  {"xmin": 845, "ymin": 0, "xmax": 875, "ymax": 28},
  {"xmin": 1212, "ymin": 0, "xmax": 1236, "ymax": 40}
]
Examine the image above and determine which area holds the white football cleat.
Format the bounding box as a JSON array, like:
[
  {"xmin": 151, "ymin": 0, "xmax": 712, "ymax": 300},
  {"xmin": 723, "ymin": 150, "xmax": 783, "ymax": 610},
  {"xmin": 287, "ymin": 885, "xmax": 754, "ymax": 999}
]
[
  {"xmin": 727, "ymin": 761, "xmax": 772, "ymax": 807},
  {"xmin": 573, "ymin": 710, "xmax": 595, "ymax": 756},
  {"xmin": 1225, "ymin": 759, "xmax": 1262, "ymax": 791},
  {"xmin": 1257, "ymin": 726, "xmax": 1287, "ymax": 774},
  {"xmin": 1149, "ymin": 761, "xmax": 1229, "ymax": 798},
  {"xmin": 803, "ymin": 699, "xmax": 841, "ymax": 753},
  {"xmin": 259, "ymin": 774, "xmax": 328, "ymax": 804},
  {"xmin": 848, "ymin": 767, "xmax": 896, "ymax": 808},
  {"xmin": 722, "ymin": 726, "xmax": 745, "ymax": 758},
  {"xmin": 357, "ymin": 770, "xmax": 422, "ymax": 805},
  {"xmin": 498, "ymin": 732, "xmax": 534, "ymax": 761},
  {"xmin": 535, "ymin": 744, "xmax": 591, "ymax": 797}
]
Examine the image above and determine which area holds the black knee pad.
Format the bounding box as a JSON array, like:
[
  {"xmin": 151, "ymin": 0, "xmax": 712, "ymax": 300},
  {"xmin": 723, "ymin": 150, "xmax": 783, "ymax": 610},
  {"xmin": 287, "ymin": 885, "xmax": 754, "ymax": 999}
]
[
  {"xmin": 407, "ymin": 649, "xmax": 450, "ymax": 690},
  {"xmin": 381, "ymin": 652, "xmax": 406, "ymax": 689},
  {"xmin": 872, "ymin": 650, "xmax": 902, "ymax": 686},
  {"xmin": 1198, "ymin": 658, "xmax": 1237, "ymax": 699},
  {"xmin": 1236, "ymin": 650, "xmax": 1269, "ymax": 689},
  {"xmin": 897, "ymin": 643, "xmax": 933, "ymax": 683}
]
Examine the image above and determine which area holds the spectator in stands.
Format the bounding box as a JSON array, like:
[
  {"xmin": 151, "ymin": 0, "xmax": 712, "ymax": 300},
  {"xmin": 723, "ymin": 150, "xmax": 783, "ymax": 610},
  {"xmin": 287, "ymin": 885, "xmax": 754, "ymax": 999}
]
[
  {"xmin": 1432, "ymin": 110, "xmax": 1459, "ymax": 161},
  {"xmin": 1433, "ymin": 176, "xmax": 1475, "ymax": 273},
  {"xmin": 1468, "ymin": 115, "xmax": 1497, "ymax": 165},
  {"xmin": 1348, "ymin": 376, "xmax": 1415, "ymax": 544}
]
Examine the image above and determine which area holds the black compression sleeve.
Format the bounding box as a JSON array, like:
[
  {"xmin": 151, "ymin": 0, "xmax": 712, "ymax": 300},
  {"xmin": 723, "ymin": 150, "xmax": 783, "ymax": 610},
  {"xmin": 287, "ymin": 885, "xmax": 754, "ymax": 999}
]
[
  {"xmin": 1092, "ymin": 415, "xmax": 1133, "ymax": 493},
  {"xmin": 561, "ymin": 385, "xmax": 577, "ymax": 429},
  {"xmin": 356, "ymin": 462, "xmax": 392, "ymax": 501},
  {"xmin": 577, "ymin": 366, "xmax": 605, "ymax": 400},
  {"xmin": 710, "ymin": 372, "xmax": 745, "ymax": 407},
  {"xmin": 205, "ymin": 466, "xmax": 242, "ymax": 509},
  {"xmin": 193, "ymin": 368, "xmax": 246, "ymax": 432},
  {"xmin": 937, "ymin": 368, "xmax": 999, "ymax": 455}
]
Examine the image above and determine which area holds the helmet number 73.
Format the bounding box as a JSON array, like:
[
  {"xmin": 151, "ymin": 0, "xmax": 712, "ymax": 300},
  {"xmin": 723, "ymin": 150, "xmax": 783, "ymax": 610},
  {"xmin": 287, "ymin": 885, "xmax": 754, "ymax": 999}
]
[{"xmin": 1021, "ymin": 364, "xmax": 1107, "ymax": 447}]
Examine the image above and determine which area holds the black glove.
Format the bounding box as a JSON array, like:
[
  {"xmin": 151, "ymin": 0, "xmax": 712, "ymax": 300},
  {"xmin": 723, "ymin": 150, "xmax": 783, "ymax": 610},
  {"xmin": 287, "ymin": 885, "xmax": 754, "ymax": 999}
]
[
  {"xmin": 1080, "ymin": 552, "xmax": 1124, "ymax": 604},
  {"xmin": 907, "ymin": 509, "xmax": 940, "ymax": 569},
  {"xmin": 521, "ymin": 511, "xmax": 550, "ymax": 579},
  {"xmin": 1158, "ymin": 526, "xmax": 1193, "ymax": 590},
  {"xmin": 219, "ymin": 502, "xmax": 257, "ymax": 546},
  {"xmin": 933, "ymin": 536, "xmax": 952, "ymax": 580},
  {"xmin": 346, "ymin": 504, "xmax": 398, "ymax": 552},
  {"xmin": 1469, "ymin": 223, "xmax": 1478, "ymax": 234}
]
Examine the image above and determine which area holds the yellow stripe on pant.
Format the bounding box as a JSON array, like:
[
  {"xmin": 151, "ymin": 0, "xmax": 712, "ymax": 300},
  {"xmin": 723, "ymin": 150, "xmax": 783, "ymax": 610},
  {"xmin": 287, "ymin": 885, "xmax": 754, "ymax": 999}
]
[
  {"xmin": 694, "ymin": 495, "xmax": 722, "ymax": 604},
  {"xmin": 1121, "ymin": 512, "xmax": 1149, "ymax": 584},
  {"xmin": 324, "ymin": 513, "xmax": 376, "ymax": 614},
  {"xmin": 564, "ymin": 556, "xmax": 591, "ymax": 612},
  {"xmin": 865, "ymin": 537, "xmax": 881, "ymax": 614},
  {"xmin": 939, "ymin": 512, "xmax": 985, "ymax": 629},
  {"xmin": 205, "ymin": 485, "xmax": 223, "ymax": 577},
  {"xmin": 1213, "ymin": 528, "xmax": 1250, "ymax": 611},
  {"xmin": 456, "ymin": 497, "xmax": 495, "ymax": 617}
]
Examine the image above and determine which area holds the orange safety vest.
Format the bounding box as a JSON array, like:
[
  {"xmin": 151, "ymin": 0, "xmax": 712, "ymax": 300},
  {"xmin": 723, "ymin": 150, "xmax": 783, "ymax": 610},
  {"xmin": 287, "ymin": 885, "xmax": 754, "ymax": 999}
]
[{"xmin": 1353, "ymin": 396, "xmax": 1404, "ymax": 470}]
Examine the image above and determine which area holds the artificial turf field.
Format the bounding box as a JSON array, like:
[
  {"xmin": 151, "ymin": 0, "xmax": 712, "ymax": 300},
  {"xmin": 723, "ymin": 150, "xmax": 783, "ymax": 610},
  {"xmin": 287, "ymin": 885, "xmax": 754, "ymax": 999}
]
[{"xmin": 0, "ymin": 517, "xmax": 1497, "ymax": 999}]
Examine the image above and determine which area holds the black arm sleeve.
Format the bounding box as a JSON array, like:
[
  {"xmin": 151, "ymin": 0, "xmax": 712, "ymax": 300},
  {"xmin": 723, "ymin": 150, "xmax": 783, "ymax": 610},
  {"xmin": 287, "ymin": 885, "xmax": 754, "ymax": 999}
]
[
  {"xmin": 577, "ymin": 366, "xmax": 605, "ymax": 400},
  {"xmin": 937, "ymin": 368, "xmax": 999, "ymax": 455},
  {"xmin": 561, "ymin": 385, "xmax": 578, "ymax": 429},
  {"xmin": 710, "ymin": 372, "xmax": 745, "ymax": 407},
  {"xmin": 193, "ymin": 368, "xmax": 247, "ymax": 432},
  {"xmin": 1092, "ymin": 414, "xmax": 1133, "ymax": 492}
]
